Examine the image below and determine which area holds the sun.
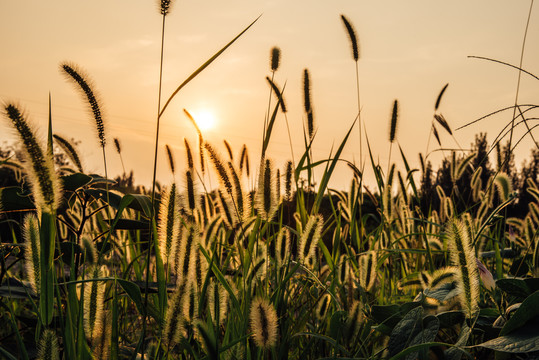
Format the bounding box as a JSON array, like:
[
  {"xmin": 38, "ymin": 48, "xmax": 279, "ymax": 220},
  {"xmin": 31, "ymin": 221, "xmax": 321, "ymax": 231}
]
[{"xmin": 193, "ymin": 109, "xmax": 217, "ymax": 131}]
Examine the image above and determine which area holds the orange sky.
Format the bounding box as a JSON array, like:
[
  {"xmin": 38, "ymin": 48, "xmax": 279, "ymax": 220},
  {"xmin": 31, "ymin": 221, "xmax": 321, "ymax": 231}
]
[{"xmin": 1, "ymin": 1, "xmax": 538, "ymax": 190}]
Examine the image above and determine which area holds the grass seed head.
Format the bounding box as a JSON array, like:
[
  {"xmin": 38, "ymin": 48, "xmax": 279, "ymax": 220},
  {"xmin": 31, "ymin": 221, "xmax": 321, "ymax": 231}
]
[
  {"xmin": 446, "ymin": 219, "xmax": 479, "ymax": 317},
  {"xmin": 389, "ymin": 99, "xmax": 399, "ymax": 143},
  {"xmin": 83, "ymin": 265, "xmax": 106, "ymax": 340},
  {"xmin": 23, "ymin": 214, "xmax": 40, "ymax": 294},
  {"xmin": 250, "ymin": 297, "xmax": 278, "ymax": 349},
  {"xmin": 158, "ymin": 0, "xmax": 174, "ymax": 15},
  {"xmin": 4, "ymin": 104, "xmax": 61, "ymax": 213},
  {"xmin": 37, "ymin": 329, "xmax": 60, "ymax": 360},
  {"xmin": 165, "ymin": 144, "xmax": 175, "ymax": 175},
  {"xmin": 60, "ymin": 62, "xmax": 106, "ymax": 148},
  {"xmin": 270, "ymin": 46, "xmax": 281, "ymax": 71},
  {"xmin": 299, "ymin": 214, "xmax": 323, "ymax": 264},
  {"xmin": 53, "ymin": 134, "xmax": 84, "ymax": 172},
  {"xmin": 341, "ymin": 15, "xmax": 359, "ymax": 61}
]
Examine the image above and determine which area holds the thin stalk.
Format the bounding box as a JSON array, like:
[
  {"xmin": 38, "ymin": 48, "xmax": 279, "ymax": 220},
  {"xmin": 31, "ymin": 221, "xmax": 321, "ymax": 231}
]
[
  {"xmin": 507, "ymin": 0, "xmax": 534, "ymax": 154},
  {"xmin": 144, "ymin": 10, "xmax": 167, "ymax": 358}
]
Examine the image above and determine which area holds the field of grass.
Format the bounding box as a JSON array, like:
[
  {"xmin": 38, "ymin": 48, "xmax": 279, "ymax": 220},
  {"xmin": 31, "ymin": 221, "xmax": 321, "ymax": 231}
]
[{"xmin": 1, "ymin": 2, "xmax": 539, "ymax": 359}]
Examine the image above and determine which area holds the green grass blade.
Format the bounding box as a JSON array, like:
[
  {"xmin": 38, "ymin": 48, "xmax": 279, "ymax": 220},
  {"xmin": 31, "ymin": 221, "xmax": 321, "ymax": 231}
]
[
  {"xmin": 159, "ymin": 15, "xmax": 261, "ymax": 118},
  {"xmin": 313, "ymin": 118, "xmax": 357, "ymax": 213},
  {"xmin": 39, "ymin": 211, "xmax": 56, "ymax": 326}
]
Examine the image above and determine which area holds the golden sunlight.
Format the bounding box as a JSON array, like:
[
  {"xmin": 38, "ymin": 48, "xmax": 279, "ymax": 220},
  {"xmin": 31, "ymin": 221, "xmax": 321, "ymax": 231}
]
[{"xmin": 192, "ymin": 109, "xmax": 217, "ymax": 131}]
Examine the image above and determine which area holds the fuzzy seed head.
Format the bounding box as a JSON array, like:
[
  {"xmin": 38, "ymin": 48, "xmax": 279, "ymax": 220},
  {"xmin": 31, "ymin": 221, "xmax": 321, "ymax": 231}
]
[
  {"xmin": 158, "ymin": 184, "xmax": 180, "ymax": 264},
  {"xmin": 83, "ymin": 265, "xmax": 106, "ymax": 340},
  {"xmin": 54, "ymin": 134, "xmax": 84, "ymax": 173},
  {"xmin": 23, "ymin": 214, "xmax": 40, "ymax": 294},
  {"xmin": 184, "ymin": 138, "xmax": 194, "ymax": 169},
  {"xmin": 37, "ymin": 329, "xmax": 60, "ymax": 360},
  {"xmin": 208, "ymin": 279, "xmax": 229, "ymax": 325},
  {"xmin": 270, "ymin": 46, "xmax": 281, "ymax": 71},
  {"xmin": 158, "ymin": 0, "xmax": 174, "ymax": 15},
  {"xmin": 163, "ymin": 281, "xmax": 187, "ymax": 347},
  {"xmin": 205, "ymin": 142, "xmax": 233, "ymax": 195},
  {"xmin": 447, "ymin": 219, "xmax": 479, "ymax": 317},
  {"xmin": 113, "ymin": 138, "xmax": 121, "ymax": 154},
  {"xmin": 82, "ymin": 237, "xmax": 97, "ymax": 265},
  {"xmin": 250, "ymin": 297, "xmax": 278, "ymax": 349},
  {"xmin": 299, "ymin": 214, "xmax": 323, "ymax": 264},
  {"xmin": 341, "ymin": 15, "xmax": 359, "ymax": 61},
  {"xmin": 4, "ymin": 104, "xmax": 61, "ymax": 212},
  {"xmin": 255, "ymin": 158, "xmax": 278, "ymax": 221},
  {"xmin": 60, "ymin": 62, "xmax": 106, "ymax": 147},
  {"xmin": 316, "ymin": 293, "xmax": 331, "ymax": 320},
  {"xmin": 165, "ymin": 144, "xmax": 175, "ymax": 175},
  {"xmin": 389, "ymin": 99, "xmax": 399, "ymax": 143}
]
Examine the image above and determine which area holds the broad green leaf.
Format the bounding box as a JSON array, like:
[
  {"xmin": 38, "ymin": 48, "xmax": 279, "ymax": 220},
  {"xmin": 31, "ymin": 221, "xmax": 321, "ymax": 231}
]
[
  {"xmin": 437, "ymin": 310, "xmax": 465, "ymax": 328},
  {"xmin": 388, "ymin": 306, "xmax": 423, "ymax": 357},
  {"xmin": 117, "ymin": 279, "xmax": 146, "ymax": 316},
  {"xmin": 496, "ymin": 278, "xmax": 531, "ymax": 300},
  {"xmin": 478, "ymin": 322, "xmax": 539, "ymax": 353},
  {"xmin": 405, "ymin": 315, "xmax": 440, "ymax": 360},
  {"xmin": 103, "ymin": 218, "xmax": 149, "ymax": 230},
  {"xmin": 0, "ymin": 186, "xmax": 35, "ymax": 210},
  {"xmin": 501, "ymin": 290, "xmax": 539, "ymax": 336},
  {"xmin": 61, "ymin": 173, "xmax": 92, "ymax": 192},
  {"xmin": 446, "ymin": 323, "xmax": 471, "ymax": 360}
]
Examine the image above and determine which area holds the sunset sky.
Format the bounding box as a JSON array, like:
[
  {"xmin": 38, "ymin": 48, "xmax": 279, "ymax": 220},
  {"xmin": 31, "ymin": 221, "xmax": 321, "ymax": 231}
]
[{"xmin": 1, "ymin": 1, "xmax": 538, "ymax": 190}]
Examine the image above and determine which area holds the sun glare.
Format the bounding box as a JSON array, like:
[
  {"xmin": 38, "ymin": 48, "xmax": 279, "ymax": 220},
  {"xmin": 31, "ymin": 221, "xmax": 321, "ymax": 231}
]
[{"xmin": 193, "ymin": 109, "xmax": 217, "ymax": 131}]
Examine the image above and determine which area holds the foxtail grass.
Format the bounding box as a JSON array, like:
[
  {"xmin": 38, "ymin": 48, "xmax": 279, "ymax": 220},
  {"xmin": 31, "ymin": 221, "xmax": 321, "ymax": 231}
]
[
  {"xmin": 113, "ymin": 137, "xmax": 126, "ymax": 174},
  {"xmin": 60, "ymin": 63, "xmax": 106, "ymax": 148},
  {"xmin": 341, "ymin": 14, "xmax": 362, "ymax": 165},
  {"xmin": 264, "ymin": 46, "xmax": 282, "ymax": 149},
  {"xmin": 255, "ymin": 158, "xmax": 278, "ymax": 220},
  {"xmin": 165, "ymin": 144, "xmax": 175, "ymax": 175},
  {"xmin": 53, "ymin": 134, "xmax": 83, "ymax": 173},
  {"xmin": 239, "ymin": 144, "xmax": 250, "ymax": 177},
  {"xmin": 298, "ymin": 214, "xmax": 323, "ymax": 264},
  {"xmin": 3, "ymin": 104, "xmax": 61, "ymax": 213},
  {"xmin": 446, "ymin": 219, "xmax": 479, "ymax": 318},
  {"xmin": 158, "ymin": 184, "xmax": 180, "ymax": 265},
  {"xmin": 23, "ymin": 214, "xmax": 40, "ymax": 294},
  {"xmin": 37, "ymin": 329, "xmax": 60, "ymax": 360},
  {"xmin": 84, "ymin": 265, "xmax": 106, "ymax": 341},
  {"xmin": 82, "ymin": 237, "xmax": 97, "ymax": 265},
  {"xmin": 303, "ymin": 69, "xmax": 315, "ymax": 141},
  {"xmin": 249, "ymin": 297, "xmax": 278, "ymax": 349},
  {"xmin": 224, "ymin": 140, "xmax": 233, "ymax": 161},
  {"xmin": 92, "ymin": 311, "xmax": 112, "ymax": 359},
  {"xmin": 163, "ymin": 280, "xmax": 187, "ymax": 348},
  {"xmin": 205, "ymin": 142, "xmax": 233, "ymax": 196},
  {"xmin": 387, "ymin": 99, "xmax": 399, "ymax": 176}
]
